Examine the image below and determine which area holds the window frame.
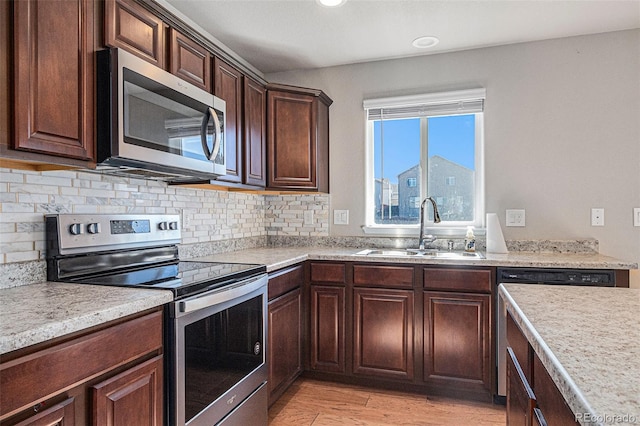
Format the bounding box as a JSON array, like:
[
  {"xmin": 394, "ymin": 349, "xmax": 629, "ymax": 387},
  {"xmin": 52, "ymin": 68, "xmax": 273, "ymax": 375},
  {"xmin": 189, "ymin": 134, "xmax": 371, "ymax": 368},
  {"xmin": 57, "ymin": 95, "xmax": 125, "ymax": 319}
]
[{"xmin": 362, "ymin": 89, "xmax": 485, "ymax": 236}]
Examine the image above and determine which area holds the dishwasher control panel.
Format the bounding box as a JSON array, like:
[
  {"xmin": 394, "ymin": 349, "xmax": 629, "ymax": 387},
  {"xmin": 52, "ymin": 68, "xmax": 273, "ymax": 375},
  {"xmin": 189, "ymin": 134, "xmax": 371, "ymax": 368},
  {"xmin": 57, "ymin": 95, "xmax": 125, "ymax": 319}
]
[{"xmin": 498, "ymin": 267, "xmax": 615, "ymax": 286}]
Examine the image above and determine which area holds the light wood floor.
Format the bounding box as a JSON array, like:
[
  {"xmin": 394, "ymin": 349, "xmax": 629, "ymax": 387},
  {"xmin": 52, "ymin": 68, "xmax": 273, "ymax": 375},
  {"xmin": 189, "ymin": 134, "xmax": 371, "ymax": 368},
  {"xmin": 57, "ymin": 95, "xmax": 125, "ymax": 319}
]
[{"xmin": 268, "ymin": 378, "xmax": 506, "ymax": 426}]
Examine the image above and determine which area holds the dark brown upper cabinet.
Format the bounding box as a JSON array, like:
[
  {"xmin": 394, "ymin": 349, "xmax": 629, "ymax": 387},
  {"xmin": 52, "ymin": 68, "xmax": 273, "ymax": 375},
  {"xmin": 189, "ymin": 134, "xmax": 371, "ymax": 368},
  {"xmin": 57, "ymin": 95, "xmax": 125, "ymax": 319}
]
[
  {"xmin": 214, "ymin": 57, "xmax": 244, "ymax": 184},
  {"xmin": 243, "ymin": 77, "xmax": 267, "ymax": 187},
  {"xmin": 12, "ymin": 0, "xmax": 96, "ymax": 162},
  {"xmin": 266, "ymin": 83, "xmax": 332, "ymax": 192},
  {"xmin": 214, "ymin": 58, "xmax": 266, "ymax": 187},
  {"xmin": 170, "ymin": 29, "xmax": 211, "ymax": 92},
  {"xmin": 105, "ymin": 0, "xmax": 165, "ymax": 68}
]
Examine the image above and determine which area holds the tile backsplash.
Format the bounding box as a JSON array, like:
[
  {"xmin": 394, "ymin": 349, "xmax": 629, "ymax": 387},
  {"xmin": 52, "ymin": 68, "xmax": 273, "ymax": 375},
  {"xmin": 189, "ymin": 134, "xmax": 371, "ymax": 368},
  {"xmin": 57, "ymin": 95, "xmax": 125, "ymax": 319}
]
[{"xmin": 0, "ymin": 167, "xmax": 329, "ymax": 286}]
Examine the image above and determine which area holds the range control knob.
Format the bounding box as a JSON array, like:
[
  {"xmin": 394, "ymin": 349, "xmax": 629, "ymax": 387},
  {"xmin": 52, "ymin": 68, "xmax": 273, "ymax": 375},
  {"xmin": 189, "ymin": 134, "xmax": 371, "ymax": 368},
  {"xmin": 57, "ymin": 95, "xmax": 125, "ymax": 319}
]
[
  {"xmin": 87, "ymin": 223, "xmax": 101, "ymax": 234},
  {"xmin": 169, "ymin": 221, "xmax": 178, "ymax": 230},
  {"xmin": 158, "ymin": 222, "xmax": 168, "ymax": 231},
  {"xmin": 69, "ymin": 223, "xmax": 83, "ymax": 235}
]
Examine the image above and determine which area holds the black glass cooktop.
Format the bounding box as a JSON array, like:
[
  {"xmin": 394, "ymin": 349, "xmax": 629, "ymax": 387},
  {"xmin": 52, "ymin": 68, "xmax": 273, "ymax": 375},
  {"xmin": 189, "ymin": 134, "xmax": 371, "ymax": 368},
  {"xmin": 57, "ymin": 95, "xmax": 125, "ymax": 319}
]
[{"xmin": 67, "ymin": 261, "xmax": 266, "ymax": 299}]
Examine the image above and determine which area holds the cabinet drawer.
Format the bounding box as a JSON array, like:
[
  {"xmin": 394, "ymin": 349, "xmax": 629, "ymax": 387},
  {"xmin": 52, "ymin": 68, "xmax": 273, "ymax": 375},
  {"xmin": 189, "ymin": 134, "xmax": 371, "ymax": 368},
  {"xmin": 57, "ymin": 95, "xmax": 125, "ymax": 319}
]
[
  {"xmin": 533, "ymin": 354, "xmax": 579, "ymax": 426},
  {"xmin": 268, "ymin": 264, "xmax": 304, "ymax": 300},
  {"xmin": 310, "ymin": 262, "xmax": 346, "ymax": 284},
  {"xmin": 423, "ymin": 268, "xmax": 491, "ymax": 293},
  {"xmin": 507, "ymin": 347, "xmax": 536, "ymax": 426},
  {"xmin": 354, "ymin": 265, "xmax": 413, "ymax": 288},
  {"xmin": 0, "ymin": 310, "xmax": 163, "ymax": 419},
  {"xmin": 507, "ymin": 312, "xmax": 532, "ymax": 385}
]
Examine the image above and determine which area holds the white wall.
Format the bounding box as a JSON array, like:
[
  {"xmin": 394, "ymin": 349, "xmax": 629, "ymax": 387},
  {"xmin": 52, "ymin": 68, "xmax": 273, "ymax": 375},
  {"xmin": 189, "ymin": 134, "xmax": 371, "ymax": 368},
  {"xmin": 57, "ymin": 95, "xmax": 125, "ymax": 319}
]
[{"xmin": 266, "ymin": 30, "xmax": 640, "ymax": 269}]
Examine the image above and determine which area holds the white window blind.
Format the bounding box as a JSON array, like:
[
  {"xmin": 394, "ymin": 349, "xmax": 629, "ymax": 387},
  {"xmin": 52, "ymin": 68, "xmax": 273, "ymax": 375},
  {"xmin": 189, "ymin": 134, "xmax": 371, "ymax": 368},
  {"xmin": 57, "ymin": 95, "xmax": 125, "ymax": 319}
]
[{"xmin": 364, "ymin": 88, "xmax": 485, "ymax": 120}]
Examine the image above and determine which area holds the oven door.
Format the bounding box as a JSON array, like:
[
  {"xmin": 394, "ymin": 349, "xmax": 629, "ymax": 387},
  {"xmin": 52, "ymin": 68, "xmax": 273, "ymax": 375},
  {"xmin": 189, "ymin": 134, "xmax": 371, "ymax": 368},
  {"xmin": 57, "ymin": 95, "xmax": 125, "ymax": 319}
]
[{"xmin": 168, "ymin": 274, "xmax": 268, "ymax": 426}]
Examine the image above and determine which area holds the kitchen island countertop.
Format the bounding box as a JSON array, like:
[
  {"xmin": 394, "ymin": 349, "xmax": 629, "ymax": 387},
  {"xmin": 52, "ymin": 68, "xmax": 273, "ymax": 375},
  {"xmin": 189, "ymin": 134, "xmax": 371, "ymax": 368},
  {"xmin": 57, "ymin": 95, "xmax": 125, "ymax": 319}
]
[{"xmin": 499, "ymin": 283, "xmax": 640, "ymax": 425}]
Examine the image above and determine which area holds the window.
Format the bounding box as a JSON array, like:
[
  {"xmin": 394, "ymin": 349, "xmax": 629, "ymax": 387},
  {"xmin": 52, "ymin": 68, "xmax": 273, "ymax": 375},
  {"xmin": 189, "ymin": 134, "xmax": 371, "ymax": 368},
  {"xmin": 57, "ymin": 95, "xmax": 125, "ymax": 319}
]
[{"xmin": 363, "ymin": 89, "xmax": 485, "ymax": 233}]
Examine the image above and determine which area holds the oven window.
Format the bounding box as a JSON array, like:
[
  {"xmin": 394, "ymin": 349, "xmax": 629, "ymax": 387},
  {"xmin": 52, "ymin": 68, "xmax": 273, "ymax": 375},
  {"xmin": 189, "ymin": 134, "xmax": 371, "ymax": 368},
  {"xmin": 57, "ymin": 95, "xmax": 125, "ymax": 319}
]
[{"xmin": 183, "ymin": 295, "xmax": 263, "ymax": 423}]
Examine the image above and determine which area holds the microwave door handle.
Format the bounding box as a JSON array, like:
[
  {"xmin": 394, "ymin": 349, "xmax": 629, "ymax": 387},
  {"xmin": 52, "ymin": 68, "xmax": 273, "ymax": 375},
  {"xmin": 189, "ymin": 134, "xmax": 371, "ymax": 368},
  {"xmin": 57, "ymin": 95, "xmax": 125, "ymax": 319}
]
[
  {"xmin": 200, "ymin": 109, "xmax": 213, "ymax": 160},
  {"xmin": 200, "ymin": 108, "xmax": 222, "ymax": 161},
  {"xmin": 209, "ymin": 107, "xmax": 222, "ymax": 161}
]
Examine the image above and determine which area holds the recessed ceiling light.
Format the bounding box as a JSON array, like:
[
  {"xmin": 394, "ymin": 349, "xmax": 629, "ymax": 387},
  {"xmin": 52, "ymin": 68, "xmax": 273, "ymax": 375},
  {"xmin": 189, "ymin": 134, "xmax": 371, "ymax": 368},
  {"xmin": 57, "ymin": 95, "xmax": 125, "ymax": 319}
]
[
  {"xmin": 316, "ymin": 0, "xmax": 346, "ymax": 7},
  {"xmin": 412, "ymin": 36, "xmax": 440, "ymax": 49}
]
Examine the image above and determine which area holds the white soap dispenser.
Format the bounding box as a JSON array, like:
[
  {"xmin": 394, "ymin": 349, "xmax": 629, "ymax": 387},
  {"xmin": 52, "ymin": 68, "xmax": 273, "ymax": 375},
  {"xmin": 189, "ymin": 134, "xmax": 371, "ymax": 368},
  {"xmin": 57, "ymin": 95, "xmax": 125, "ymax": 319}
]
[{"xmin": 464, "ymin": 226, "xmax": 476, "ymax": 253}]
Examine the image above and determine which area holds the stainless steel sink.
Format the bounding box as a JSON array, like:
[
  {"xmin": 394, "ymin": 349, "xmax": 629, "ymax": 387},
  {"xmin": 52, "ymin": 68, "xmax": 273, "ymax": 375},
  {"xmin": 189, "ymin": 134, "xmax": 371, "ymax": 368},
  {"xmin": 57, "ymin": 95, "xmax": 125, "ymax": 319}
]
[
  {"xmin": 353, "ymin": 249, "xmax": 483, "ymax": 259},
  {"xmin": 355, "ymin": 249, "xmax": 422, "ymax": 256}
]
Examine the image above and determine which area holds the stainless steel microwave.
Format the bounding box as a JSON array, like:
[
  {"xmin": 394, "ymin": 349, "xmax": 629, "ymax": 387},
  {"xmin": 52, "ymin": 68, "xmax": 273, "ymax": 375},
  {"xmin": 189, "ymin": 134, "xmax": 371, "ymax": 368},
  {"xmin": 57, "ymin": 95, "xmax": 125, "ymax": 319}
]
[{"xmin": 96, "ymin": 48, "xmax": 226, "ymax": 181}]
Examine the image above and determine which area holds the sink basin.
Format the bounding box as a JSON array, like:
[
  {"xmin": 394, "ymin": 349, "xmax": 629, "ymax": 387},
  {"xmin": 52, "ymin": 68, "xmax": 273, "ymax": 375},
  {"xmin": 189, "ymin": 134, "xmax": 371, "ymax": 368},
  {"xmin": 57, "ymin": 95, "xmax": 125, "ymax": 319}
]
[
  {"xmin": 355, "ymin": 249, "xmax": 422, "ymax": 256},
  {"xmin": 353, "ymin": 249, "xmax": 483, "ymax": 259}
]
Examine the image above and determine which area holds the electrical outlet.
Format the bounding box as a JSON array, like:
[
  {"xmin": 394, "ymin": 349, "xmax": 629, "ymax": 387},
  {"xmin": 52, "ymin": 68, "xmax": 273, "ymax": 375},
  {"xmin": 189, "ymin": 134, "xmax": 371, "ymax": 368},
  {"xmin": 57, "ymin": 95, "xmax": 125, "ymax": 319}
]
[
  {"xmin": 591, "ymin": 208, "xmax": 605, "ymax": 227},
  {"xmin": 333, "ymin": 209, "xmax": 349, "ymax": 225},
  {"xmin": 634, "ymin": 208, "xmax": 640, "ymax": 227},
  {"xmin": 506, "ymin": 209, "xmax": 525, "ymax": 227}
]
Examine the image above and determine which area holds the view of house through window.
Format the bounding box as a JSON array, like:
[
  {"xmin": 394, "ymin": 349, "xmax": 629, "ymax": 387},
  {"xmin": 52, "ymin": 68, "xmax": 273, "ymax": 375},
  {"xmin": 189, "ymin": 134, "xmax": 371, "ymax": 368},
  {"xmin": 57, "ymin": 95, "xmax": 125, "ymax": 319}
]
[{"xmin": 365, "ymin": 89, "xmax": 485, "ymax": 229}]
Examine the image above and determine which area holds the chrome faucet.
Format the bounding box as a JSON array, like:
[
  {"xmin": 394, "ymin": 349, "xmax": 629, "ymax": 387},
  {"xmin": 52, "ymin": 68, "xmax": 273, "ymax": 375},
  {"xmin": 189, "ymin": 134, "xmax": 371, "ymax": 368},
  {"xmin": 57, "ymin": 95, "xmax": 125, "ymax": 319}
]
[{"xmin": 418, "ymin": 196, "xmax": 441, "ymax": 250}]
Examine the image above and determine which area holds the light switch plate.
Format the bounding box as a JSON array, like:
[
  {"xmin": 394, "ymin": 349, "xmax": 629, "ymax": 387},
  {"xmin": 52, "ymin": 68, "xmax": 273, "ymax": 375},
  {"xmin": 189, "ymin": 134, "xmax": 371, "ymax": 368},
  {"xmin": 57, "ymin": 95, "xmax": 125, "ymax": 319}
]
[
  {"xmin": 334, "ymin": 209, "xmax": 349, "ymax": 225},
  {"xmin": 634, "ymin": 208, "xmax": 640, "ymax": 227},
  {"xmin": 506, "ymin": 209, "xmax": 525, "ymax": 227},
  {"xmin": 591, "ymin": 208, "xmax": 605, "ymax": 227}
]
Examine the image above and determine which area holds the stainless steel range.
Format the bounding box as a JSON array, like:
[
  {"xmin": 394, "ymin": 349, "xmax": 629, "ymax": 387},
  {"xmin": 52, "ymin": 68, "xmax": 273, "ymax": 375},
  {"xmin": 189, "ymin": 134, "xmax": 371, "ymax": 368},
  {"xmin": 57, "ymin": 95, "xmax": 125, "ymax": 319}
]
[{"xmin": 46, "ymin": 214, "xmax": 268, "ymax": 426}]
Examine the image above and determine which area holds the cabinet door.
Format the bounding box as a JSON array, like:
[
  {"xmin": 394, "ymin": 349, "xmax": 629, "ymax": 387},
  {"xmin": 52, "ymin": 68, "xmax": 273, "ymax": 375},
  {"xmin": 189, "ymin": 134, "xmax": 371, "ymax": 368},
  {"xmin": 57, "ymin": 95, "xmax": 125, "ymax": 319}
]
[
  {"xmin": 532, "ymin": 354, "xmax": 580, "ymax": 426},
  {"xmin": 423, "ymin": 291, "xmax": 491, "ymax": 392},
  {"xmin": 243, "ymin": 77, "xmax": 267, "ymax": 187},
  {"xmin": 214, "ymin": 57, "xmax": 243, "ymax": 184},
  {"xmin": 13, "ymin": 0, "xmax": 95, "ymax": 160},
  {"xmin": 267, "ymin": 90, "xmax": 318, "ymax": 190},
  {"xmin": 92, "ymin": 355, "xmax": 163, "ymax": 426},
  {"xmin": 169, "ymin": 29, "xmax": 211, "ymax": 92},
  {"xmin": 353, "ymin": 288, "xmax": 414, "ymax": 380},
  {"xmin": 105, "ymin": 0, "xmax": 165, "ymax": 68},
  {"xmin": 268, "ymin": 288, "xmax": 302, "ymax": 404},
  {"xmin": 12, "ymin": 397, "xmax": 75, "ymax": 426},
  {"xmin": 310, "ymin": 285, "xmax": 345, "ymax": 373},
  {"xmin": 506, "ymin": 347, "xmax": 536, "ymax": 426}
]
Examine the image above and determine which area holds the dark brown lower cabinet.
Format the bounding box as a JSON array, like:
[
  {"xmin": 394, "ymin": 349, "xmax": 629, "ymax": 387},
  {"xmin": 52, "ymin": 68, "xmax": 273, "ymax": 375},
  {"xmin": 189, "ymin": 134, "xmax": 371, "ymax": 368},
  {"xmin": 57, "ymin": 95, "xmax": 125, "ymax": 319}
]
[
  {"xmin": 506, "ymin": 347, "xmax": 536, "ymax": 426},
  {"xmin": 268, "ymin": 287, "xmax": 302, "ymax": 405},
  {"xmin": 0, "ymin": 309, "xmax": 163, "ymax": 425},
  {"xmin": 532, "ymin": 354, "xmax": 577, "ymax": 426},
  {"xmin": 309, "ymin": 285, "xmax": 345, "ymax": 373},
  {"xmin": 353, "ymin": 288, "xmax": 414, "ymax": 380},
  {"xmin": 506, "ymin": 312, "xmax": 578, "ymax": 426},
  {"xmin": 11, "ymin": 397, "xmax": 76, "ymax": 426},
  {"xmin": 92, "ymin": 355, "xmax": 163, "ymax": 426},
  {"xmin": 423, "ymin": 291, "xmax": 491, "ymax": 393}
]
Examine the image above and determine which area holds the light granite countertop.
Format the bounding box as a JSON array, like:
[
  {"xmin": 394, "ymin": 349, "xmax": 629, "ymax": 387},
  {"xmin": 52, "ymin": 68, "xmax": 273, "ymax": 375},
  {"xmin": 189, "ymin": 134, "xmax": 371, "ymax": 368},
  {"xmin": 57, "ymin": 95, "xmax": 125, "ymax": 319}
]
[
  {"xmin": 499, "ymin": 284, "xmax": 640, "ymax": 426},
  {"xmin": 1, "ymin": 247, "xmax": 634, "ymax": 357},
  {"xmin": 191, "ymin": 246, "xmax": 637, "ymax": 272},
  {"xmin": 0, "ymin": 282, "xmax": 173, "ymax": 355}
]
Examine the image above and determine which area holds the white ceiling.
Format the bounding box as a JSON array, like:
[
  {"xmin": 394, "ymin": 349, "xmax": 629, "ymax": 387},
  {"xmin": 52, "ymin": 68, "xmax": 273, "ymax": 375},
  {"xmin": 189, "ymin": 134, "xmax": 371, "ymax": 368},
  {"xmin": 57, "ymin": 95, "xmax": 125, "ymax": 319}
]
[{"xmin": 163, "ymin": 0, "xmax": 640, "ymax": 74}]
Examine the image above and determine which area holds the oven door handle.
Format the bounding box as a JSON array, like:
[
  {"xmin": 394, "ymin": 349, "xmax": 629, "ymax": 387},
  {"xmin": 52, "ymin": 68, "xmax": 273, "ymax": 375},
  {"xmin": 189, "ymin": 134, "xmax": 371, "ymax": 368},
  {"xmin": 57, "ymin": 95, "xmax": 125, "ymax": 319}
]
[{"xmin": 178, "ymin": 274, "xmax": 266, "ymax": 314}]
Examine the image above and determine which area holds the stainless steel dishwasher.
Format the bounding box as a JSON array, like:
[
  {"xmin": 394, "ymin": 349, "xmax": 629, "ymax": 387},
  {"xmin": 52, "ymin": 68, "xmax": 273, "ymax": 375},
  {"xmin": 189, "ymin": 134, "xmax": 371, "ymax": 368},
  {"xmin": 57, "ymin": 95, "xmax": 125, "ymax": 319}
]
[{"xmin": 495, "ymin": 267, "xmax": 617, "ymax": 398}]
